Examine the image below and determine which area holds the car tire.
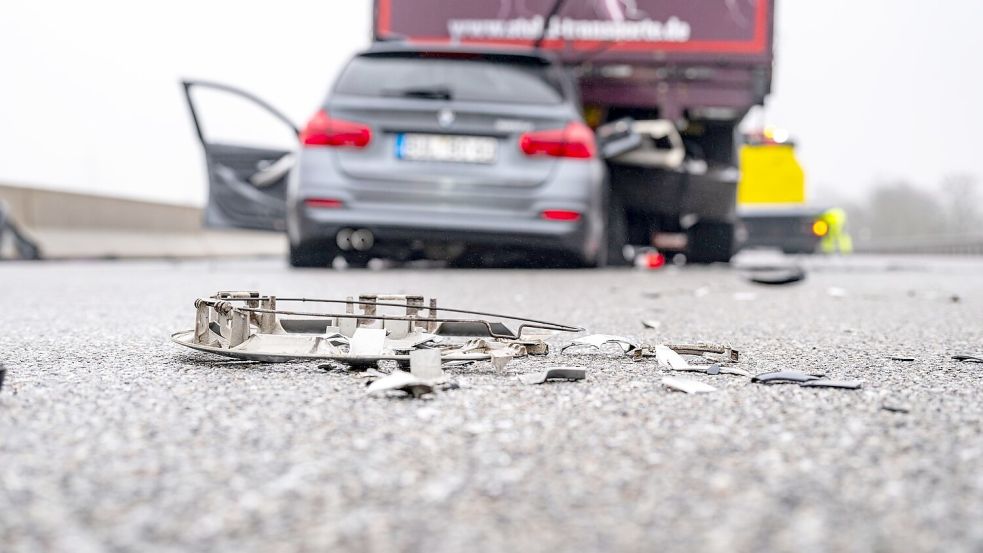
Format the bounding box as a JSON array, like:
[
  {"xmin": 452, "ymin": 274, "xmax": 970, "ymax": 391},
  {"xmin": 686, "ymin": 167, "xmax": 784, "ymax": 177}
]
[
  {"xmin": 686, "ymin": 221, "xmax": 735, "ymax": 263},
  {"xmin": 289, "ymin": 241, "xmax": 336, "ymax": 268}
]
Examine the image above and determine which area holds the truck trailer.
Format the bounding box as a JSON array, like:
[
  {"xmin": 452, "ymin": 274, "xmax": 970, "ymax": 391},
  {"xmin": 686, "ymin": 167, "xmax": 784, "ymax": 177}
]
[{"xmin": 375, "ymin": 0, "xmax": 775, "ymax": 262}]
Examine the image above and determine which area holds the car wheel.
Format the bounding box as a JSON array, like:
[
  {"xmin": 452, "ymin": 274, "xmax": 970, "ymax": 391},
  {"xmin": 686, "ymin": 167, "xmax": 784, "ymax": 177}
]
[
  {"xmin": 686, "ymin": 221, "xmax": 735, "ymax": 263},
  {"xmin": 289, "ymin": 241, "xmax": 336, "ymax": 268}
]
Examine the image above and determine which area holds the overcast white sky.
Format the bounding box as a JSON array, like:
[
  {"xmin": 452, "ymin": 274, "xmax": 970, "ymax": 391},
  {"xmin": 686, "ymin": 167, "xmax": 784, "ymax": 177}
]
[{"xmin": 1, "ymin": 0, "xmax": 981, "ymax": 206}]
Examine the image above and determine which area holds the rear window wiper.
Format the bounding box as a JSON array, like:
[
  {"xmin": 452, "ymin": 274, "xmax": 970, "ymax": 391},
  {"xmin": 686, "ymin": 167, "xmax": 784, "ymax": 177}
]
[{"xmin": 381, "ymin": 86, "xmax": 453, "ymax": 100}]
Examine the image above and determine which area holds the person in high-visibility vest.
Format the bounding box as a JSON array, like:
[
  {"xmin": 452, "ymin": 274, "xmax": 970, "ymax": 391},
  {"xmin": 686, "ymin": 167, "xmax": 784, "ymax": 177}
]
[{"xmin": 815, "ymin": 207, "xmax": 853, "ymax": 254}]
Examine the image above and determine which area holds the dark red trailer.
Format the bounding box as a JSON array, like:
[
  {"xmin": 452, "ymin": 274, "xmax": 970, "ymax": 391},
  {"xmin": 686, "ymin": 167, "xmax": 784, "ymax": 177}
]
[{"xmin": 374, "ymin": 0, "xmax": 777, "ymax": 262}]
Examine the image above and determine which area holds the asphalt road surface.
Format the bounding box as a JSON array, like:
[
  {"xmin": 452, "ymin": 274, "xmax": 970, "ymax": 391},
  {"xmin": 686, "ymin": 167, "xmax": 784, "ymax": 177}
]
[{"xmin": 2, "ymin": 254, "xmax": 982, "ymax": 552}]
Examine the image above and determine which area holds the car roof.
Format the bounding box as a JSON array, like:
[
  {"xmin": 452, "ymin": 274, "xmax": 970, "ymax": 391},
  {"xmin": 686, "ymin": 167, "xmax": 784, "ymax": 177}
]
[{"xmin": 359, "ymin": 41, "xmax": 561, "ymax": 66}]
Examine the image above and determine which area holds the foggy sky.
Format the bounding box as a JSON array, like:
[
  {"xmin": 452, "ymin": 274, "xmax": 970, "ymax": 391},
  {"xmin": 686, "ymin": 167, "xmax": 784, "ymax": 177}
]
[{"xmin": 1, "ymin": 0, "xmax": 980, "ymax": 206}]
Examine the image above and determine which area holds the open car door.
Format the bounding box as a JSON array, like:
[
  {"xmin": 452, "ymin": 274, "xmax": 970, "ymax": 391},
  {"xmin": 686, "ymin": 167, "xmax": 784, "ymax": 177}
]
[{"xmin": 182, "ymin": 80, "xmax": 298, "ymax": 231}]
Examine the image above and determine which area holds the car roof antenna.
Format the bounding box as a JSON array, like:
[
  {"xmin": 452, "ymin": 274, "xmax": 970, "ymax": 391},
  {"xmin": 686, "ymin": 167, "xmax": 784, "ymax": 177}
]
[{"xmin": 533, "ymin": 0, "xmax": 569, "ymax": 50}]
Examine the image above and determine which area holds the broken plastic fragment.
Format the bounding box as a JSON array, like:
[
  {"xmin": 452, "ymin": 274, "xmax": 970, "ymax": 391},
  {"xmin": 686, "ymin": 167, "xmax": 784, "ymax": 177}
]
[
  {"xmin": 881, "ymin": 403, "xmax": 910, "ymax": 414},
  {"xmin": 561, "ymin": 334, "xmax": 638, "ymax": 354},
  {"xmin": 799, "ymin": 379, "xmax": 863, "ymax": 390},
  {"xmin": 952, "ymin": 354, "xmax": 983, "ymax": 363},
  {"xmin": 349, "ymin": 328, "xmax": 386, "ymax": 356},
  {"xmin": 745, "ymin": 266, "xmax": 806, "ymax": 286},
  {"xmin": 889, "ymin": 356, "xmax": 915, "ymax": 362},
  {"xmin": 488, "ymin": 349, "xmax": 514, "ymax": 370},
  {"xmin": 410, "ymin": 349, "xmax": 444, "ymax": 380},
  {"xmin": 662, "ymin": 376, "xmax": 716, "ymax": 394},
  {"xmin": 366, "ymin": 371, "xmax": 434, "ymax": 398},
  {"xmin": 641, "ymin": 320, "xmax": 661, "ymax": 329},
  {"xmin": 518, "ymin": 367, "xmax": 586, "ymax": 385},
  {"xmin": 655, "ymin": 345, "xmax": 690, "ymax": 370},
  {"xmin": 751, "ymin": 370, "xmax": 820, "ymax": 384}
]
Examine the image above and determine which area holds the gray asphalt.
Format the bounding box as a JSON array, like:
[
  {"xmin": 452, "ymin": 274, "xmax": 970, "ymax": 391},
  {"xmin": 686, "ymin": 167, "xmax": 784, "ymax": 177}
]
[{"xmin": 2, "ymin": 255, "xmax": 982, "ymax": 552}]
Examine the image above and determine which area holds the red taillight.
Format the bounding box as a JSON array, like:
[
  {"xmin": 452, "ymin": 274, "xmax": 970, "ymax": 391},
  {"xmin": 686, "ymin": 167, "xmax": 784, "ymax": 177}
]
[
  {"xmin": 304, "ymin": 198, "xmax": 344, "ymax": 209},
  {"xmin": 519, "ymin": 122, "xmax": 596, "ymax": 159},
  {"xmin": 300, "ymin": 110, "xmax": 371, "ymax": 148},
  {"xmin": 541, "ymin": 209, "xmax": 582, "ymax": 222}
]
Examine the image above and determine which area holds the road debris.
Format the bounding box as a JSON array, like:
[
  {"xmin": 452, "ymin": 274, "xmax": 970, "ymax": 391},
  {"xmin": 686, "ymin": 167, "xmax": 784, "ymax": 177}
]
[
  {"xmin": 410, "ymin": 349, "xmax": 444, "ymax": 380},
  {"xmin": 799, "ymin": 379, "xmax": 863, "ymax": 390},
  {"xmin": 518, "ymin": 367, "xmax": 586, "ymax": 385},
  {"xmin": 561, "ymin": 334, "xmax": 638, "ymax": 354},
  {"xmin": 641, "ymin": 320, "xmax": 662, "ymax": 329},
  {"xmin": 882, "ymin": 403, "xmax": 910, "ymax": 414},
  {"xmin": 653, "ymin": 346, "xmax": 750, "ymax": 376},
  {"xmin": 826, "ymin": 287, "xmax": 848, "ymax": 298},
  {"xmin": 662, "ymin": 376, "xmax": 716, "ymax": 394},
  {"xmin": 172, "ymin": 291, "xmax": 579, "ymax": 367},
  {"xmin": 366, "ymin": 371, "xmax": 434, "ymax": 398},
  {"xmin": 889, "ymin": 356, "xmax": 916, "ymax": 362},
  {"xmin": 744, "ymin": 266, "xmax": 807, "ymax": 286},
  {"xmin": 0, "ymin": 363, "xmax": 5, "ymax": 392},
  {"xmin": 751, "ymin": 370, "xmax": 820, "ymax": 384},
  {"xmin": 952, "ymin": 354, "xmax": 983, "ymax": 363}
]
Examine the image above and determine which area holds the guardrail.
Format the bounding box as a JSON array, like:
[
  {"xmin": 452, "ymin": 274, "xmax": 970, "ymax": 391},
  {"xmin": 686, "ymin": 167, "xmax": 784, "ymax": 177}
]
[{"xmin": 854, "ymin": 234, "xmax": 983, "ymax": 255}]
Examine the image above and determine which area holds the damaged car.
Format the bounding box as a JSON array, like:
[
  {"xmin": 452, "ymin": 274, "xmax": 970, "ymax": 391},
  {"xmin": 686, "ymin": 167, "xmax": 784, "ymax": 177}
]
[{"xmin": 183, "ymin": 44, "xmax": 609, "ymax": 268}]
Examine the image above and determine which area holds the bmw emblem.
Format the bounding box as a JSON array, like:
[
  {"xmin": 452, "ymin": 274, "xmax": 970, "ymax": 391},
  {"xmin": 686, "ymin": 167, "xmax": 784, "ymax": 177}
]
[{"xmin": 438, "ymin": 108, "xmax": 455, "ymax": 128}]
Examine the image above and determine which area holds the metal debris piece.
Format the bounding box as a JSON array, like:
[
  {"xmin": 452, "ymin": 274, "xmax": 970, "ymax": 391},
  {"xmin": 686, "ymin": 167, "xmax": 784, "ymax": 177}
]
[
  {"xmin": 952, "ymin": 354, "xmax": 983, "ymax": 363},
  {"xmin": 366, "ymin": 371, "xmax": 434, "ymax": 398},
  {"xmin": 799, "ymin": 379, "xmax": 863, "ymax": 390},
  {"xmin": 665, "ymin": 343, "xmax": 740, "ymax": 363},
  {"xmin": 641, "ymin": 320, "xmax": 661, "ymax": 329},
  {"xmin": 172, "ymin": 291, "xmax": 580, "ymax": 364},
  {"xmin": 745, "ymin": 266, "xmax": 807, "ymax": 286},
  {"xmin": 751, "ymin": 370, "xmax": 820, "ymax": 384},
  {"xmin": 518, "ymin": 367, "xmax": 586, "ymax": 385},
  {"xmin": 410, "ymin": 349, "xmax": 444, "ymax": 380},
  {"xmin": 654, "ymin": 346, "xmax": 750, "ymax": 376},
  {"xmin": 561, "ymin": 334, "xmax": 638, "ymax": 354},
  {"xmin": 662, "ymin": 376, "xmax": 716, "ymax": 394},
  {"xmin": 889, "ymin": 356, "xmax": 916, "ymax": 362}
]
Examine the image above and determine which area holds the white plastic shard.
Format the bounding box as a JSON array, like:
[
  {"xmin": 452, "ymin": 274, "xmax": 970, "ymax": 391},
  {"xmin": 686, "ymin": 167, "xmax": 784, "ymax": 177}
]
[
  {"xmin": 410, "ymin": 349, "xmax": 444, "ymax": 380},
  {"xmin": 519, "ymin": 367, "xmax": 586, "ymax": 385},
  {"xmin": 662, "ymin": 376, "xmax": 716, "ymax": 394},
  {"xmin": 366, "ymin": 371, "xmax": 434, "ymax": 398},
  {"xmin": 349, "ymin": 328, "xmax": 386, "ymax": 356},
  {"xmin": 488, "ymin": 349, "xmax": 514, "ymax": 370},
  {"xmin": 561, "ymin": 334, "xmax": 638, "ymax": 354},
  {"xmin": 655, "ymin": 345, "xmax": 691, "ymax": 370}
]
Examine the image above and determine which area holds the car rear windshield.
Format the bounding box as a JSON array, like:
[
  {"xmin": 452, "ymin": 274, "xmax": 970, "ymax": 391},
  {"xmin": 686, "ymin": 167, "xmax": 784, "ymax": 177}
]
[{"xmin": 335, "ymin": 54, "xmax": 566, "ymax": 105}]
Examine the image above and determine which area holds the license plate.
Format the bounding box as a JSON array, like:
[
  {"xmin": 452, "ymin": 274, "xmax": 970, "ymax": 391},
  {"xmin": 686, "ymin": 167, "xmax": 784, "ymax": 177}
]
[{"xmin": 396, "ymin": 133, "xmax": 497, "ymax": 164}]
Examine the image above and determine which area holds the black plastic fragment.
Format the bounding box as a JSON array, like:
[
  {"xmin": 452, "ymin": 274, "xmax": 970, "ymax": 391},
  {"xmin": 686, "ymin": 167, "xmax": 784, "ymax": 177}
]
[
  {"xmin": 0, "ymin": 363, "xmax": 4, "ymax": 392},
  {"xmin": 746, "ymin": 266, "xmax": 807, "ymax": 286},
  {"xmin": 751, "ymin": 370, "xmax": 820, "ymax": 384},
  {"xmin": 882, "ymin": 403, "xmax": 910, "ymax": 413},
  {"xmin": 952, "ymin": 354, "xmax": 983, "ymax": 363},
  {"xmin": 799, "ymin": 379, "xmax": 863, "ymax": 390},
  {"xmin": 889, "ymin": 356, "xmax": 915, "ymax": 362}
]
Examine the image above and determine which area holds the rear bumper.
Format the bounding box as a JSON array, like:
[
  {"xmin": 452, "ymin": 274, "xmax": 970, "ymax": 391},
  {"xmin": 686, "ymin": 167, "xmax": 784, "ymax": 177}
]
[
  {"xmin": 290, "ymin": 202, "xmax": 593, "ymax": 258},
  {"xmin": 738, "ymin": 210, "xmax": 823, "ymax": 253}
]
